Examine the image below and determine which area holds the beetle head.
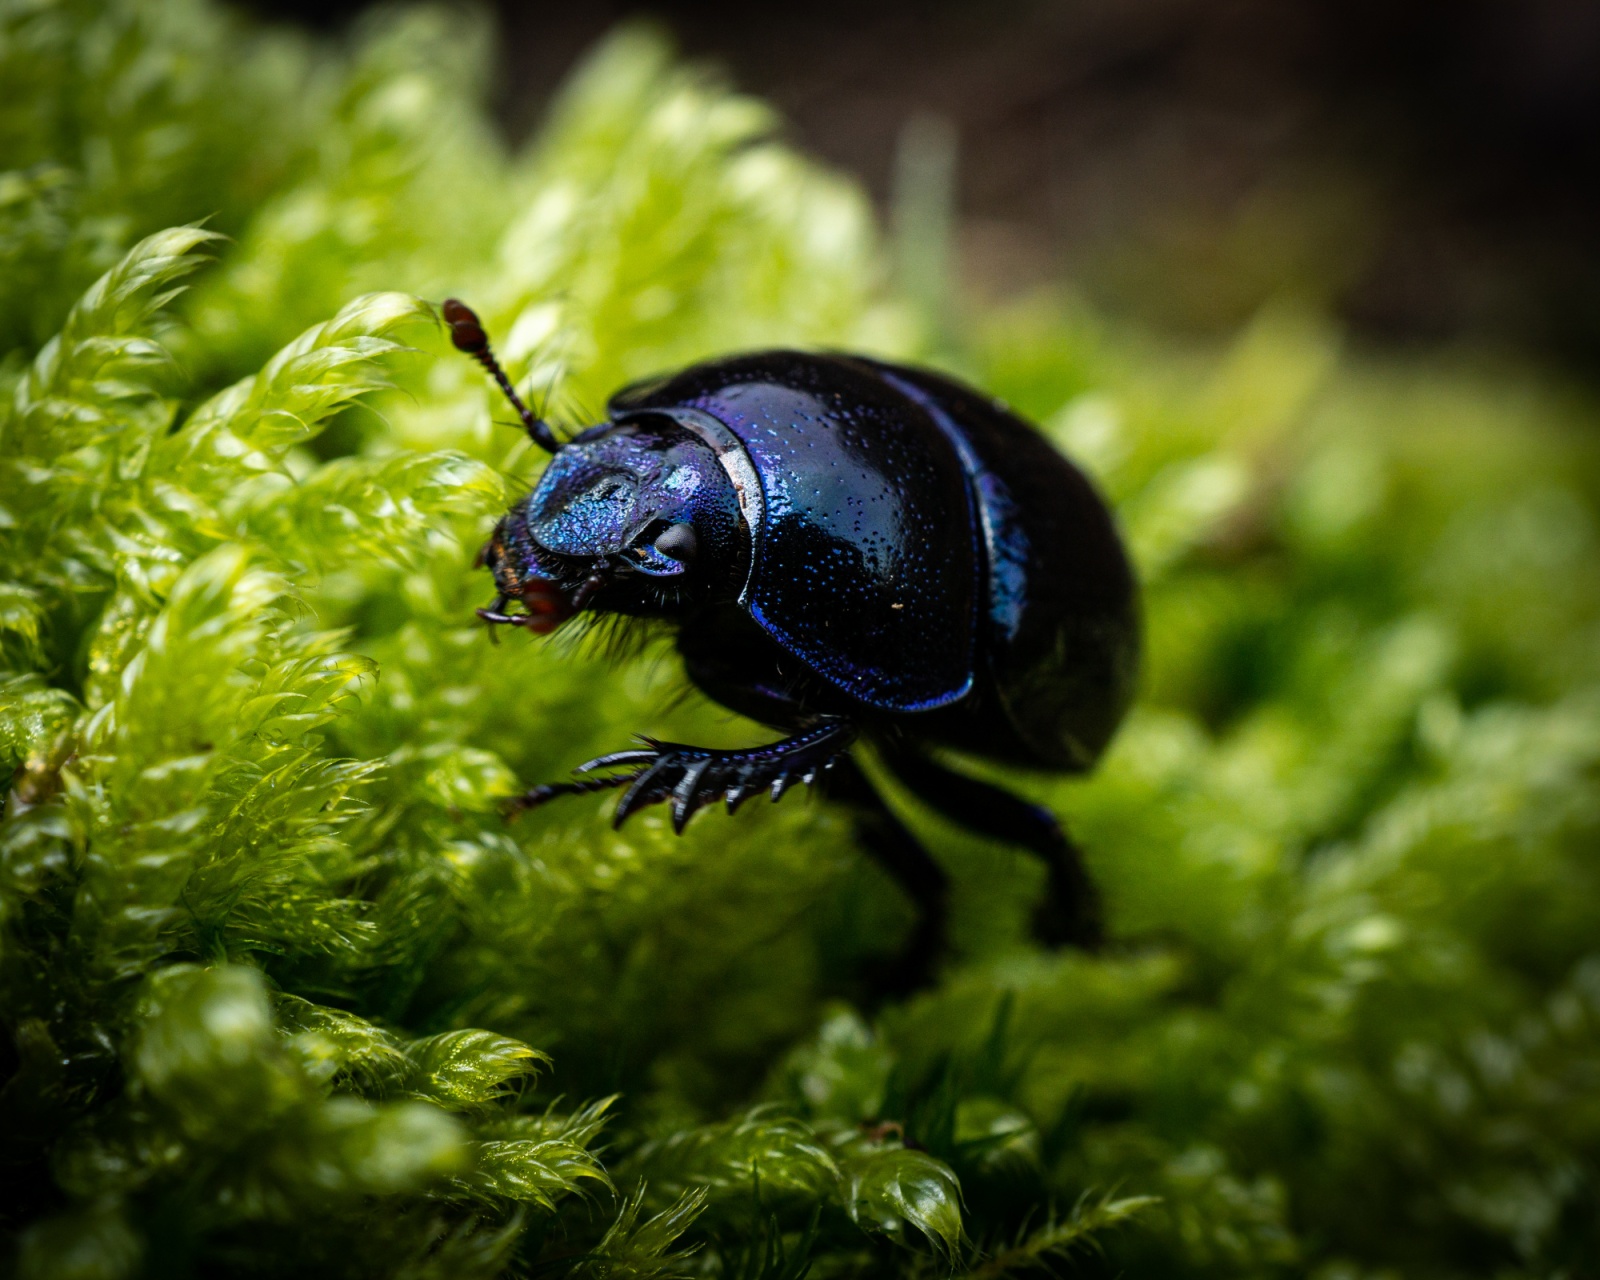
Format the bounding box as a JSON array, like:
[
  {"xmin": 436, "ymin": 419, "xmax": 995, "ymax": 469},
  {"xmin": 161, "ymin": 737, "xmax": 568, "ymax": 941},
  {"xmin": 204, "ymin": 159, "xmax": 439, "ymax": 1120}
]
[{"xmin": 479, "ymin": 420, "xmax": 743, "ymax": 632}]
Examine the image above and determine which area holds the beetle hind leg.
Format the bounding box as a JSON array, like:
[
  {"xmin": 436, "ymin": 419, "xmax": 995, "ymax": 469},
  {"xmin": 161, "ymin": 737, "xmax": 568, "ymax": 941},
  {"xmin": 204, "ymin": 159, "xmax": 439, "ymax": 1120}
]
[{"xmin": 879, "ymin": 741, "xmax": 1104, "ymax": 951}]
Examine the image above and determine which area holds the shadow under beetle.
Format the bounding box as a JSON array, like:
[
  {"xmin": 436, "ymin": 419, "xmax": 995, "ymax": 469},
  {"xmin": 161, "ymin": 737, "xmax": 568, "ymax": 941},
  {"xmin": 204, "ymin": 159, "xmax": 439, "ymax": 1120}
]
[{"xmin": 444, "ymin": 299, "xmax": 1138, "ymax": 992}]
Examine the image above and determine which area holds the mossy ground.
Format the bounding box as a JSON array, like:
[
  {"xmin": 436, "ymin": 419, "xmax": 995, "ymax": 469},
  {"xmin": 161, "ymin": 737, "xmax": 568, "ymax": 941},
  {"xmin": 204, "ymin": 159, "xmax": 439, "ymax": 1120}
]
[{"xmin": 4, "ymin": 3, "xmax": 1600, "ymax": 1277}]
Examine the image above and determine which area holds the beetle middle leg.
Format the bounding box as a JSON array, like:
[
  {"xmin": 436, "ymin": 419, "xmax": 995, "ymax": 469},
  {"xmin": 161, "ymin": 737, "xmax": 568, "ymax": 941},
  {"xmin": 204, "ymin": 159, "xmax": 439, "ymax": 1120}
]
[
  {"xmin": 672, "ymin": 618, "xmax": 952, "ymax": 993},
  {"xmin": 819, "ymin": 754, "xmax": 949, "ymax": 1000},
  {"xmin": 878, "ymin": 740, "xmax": 1104, "ymax": 951}
]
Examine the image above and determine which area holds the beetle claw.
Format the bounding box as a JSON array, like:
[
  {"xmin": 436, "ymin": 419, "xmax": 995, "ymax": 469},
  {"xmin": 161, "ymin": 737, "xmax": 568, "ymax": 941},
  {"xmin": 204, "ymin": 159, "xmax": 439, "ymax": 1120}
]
[
  {"xmin": 671, "ymin": 758, "xmax": 714, "ymax": 833},
  {"xmin": 613, "ymin": 758, "xmax": 674, "ymax": 827}
]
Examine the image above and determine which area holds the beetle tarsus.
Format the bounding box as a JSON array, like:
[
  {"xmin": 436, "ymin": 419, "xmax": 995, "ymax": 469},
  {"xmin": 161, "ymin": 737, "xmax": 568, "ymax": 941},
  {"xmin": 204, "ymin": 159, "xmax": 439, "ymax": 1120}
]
[
  {"xmin": 509, "ymin": 773, "xmax": 633, "ymax": 816},
  {"xmin": 527, "ymin": 719, "xmax": 858, "ymax": 832}
]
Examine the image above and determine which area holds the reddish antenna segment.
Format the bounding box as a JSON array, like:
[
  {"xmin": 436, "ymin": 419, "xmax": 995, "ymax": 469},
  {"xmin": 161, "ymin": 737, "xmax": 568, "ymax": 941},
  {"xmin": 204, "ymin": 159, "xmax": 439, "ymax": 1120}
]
[{"xmin": 442, "ymin": 298, "xmax": 563, "ymax": 454}]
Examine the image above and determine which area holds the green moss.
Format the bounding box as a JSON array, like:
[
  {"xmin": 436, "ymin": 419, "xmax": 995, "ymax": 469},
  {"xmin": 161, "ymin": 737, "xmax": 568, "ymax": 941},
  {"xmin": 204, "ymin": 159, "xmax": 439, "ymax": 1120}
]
[{"xmin": 4, "ymin": 2, "xmax": 1600, "ymax": 1277}]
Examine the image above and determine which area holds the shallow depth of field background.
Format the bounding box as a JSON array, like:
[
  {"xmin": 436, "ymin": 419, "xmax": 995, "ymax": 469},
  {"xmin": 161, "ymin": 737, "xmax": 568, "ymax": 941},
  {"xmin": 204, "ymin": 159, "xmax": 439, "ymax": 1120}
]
[
  {"xmin": 265, "ymin": 0, "xmax": 1600, "ymax": 374},
  {"xmin": 3, "ymin": 1, "xmax": 1600, "ymax": 1278}
]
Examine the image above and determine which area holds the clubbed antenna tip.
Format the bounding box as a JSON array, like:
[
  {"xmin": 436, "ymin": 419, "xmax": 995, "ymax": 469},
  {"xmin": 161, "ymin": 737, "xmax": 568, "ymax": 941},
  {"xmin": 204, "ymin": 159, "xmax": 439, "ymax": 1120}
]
[
  {"xmin": 442, "ymin": 297, "xmax": 488, "ymax": 352},
  {"xmin": 443, "ymin": 297, "xmax": 563, "ymax": 454}
]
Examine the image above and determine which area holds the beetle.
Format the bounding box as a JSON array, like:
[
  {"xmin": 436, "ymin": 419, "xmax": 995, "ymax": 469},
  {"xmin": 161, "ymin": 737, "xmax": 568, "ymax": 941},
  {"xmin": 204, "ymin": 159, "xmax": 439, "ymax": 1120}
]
[{"xmin": 443, "ymin": 299, "xmax": 1138, "ymax": 988}]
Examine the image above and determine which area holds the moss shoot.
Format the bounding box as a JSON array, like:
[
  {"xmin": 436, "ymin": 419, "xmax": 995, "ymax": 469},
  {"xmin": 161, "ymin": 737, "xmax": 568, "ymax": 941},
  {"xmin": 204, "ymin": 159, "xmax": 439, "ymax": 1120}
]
[{"xmin": 4, "ymin": 2, "xmax": 1600, "ymax": 1277}]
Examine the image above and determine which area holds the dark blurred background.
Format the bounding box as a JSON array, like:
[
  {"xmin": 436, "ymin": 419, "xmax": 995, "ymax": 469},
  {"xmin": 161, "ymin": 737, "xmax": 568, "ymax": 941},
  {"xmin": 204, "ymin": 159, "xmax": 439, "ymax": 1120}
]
[{"xmin": 242, "ymin": 0, "xmax": 1600, "ymax": 377}]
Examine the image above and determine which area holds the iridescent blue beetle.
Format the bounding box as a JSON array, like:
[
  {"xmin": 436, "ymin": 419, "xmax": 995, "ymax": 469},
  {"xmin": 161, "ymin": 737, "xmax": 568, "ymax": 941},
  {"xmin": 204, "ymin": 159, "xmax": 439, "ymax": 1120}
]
[{"xmin": 445, "ymin": 300, "xmax": 1138, "ymax": 986}]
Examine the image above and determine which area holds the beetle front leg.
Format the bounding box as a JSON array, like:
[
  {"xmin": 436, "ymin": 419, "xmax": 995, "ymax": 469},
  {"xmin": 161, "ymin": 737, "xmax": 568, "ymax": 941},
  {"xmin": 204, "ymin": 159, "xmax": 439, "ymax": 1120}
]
[{"xmin": 513, "ymin": 718, "xmax": 858, "ymax": 833}]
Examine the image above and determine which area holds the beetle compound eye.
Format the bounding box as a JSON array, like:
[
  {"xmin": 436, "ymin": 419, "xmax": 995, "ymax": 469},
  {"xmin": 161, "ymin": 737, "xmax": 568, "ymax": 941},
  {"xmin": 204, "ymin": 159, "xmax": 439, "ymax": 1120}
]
[{"xmin": 653, "ymin": 521, "xmax": 698, "ymax": 563}]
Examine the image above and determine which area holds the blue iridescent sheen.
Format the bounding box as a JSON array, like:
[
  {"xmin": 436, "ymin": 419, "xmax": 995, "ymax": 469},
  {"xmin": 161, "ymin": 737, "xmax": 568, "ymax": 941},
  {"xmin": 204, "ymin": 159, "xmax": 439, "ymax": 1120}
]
[
  {"xmin": 873, "ymin": 367, "xmax": 1030, "ymax": 645},
  {"xmin": 480, "ymin": 347, "xmax": 1139, "ymax": 970},
  {"xmin": 606, "ymin": 352, "xmax": 1138, "ymax": 769},
  {"xmin": 641, "ymin": 364, "xmax": 979, "ymax": 711},
  {"xmin": 523, "ymin": 424, "xmax": 735, "ymax": 576}
]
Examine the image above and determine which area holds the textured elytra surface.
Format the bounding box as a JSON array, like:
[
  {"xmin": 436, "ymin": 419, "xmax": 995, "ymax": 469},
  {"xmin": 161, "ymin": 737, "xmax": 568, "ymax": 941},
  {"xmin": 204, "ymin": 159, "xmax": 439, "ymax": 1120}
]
[
  {"xmin": 618, "ymin": 353, "xmax": 981, "ymax": 711},
  {"xmin": 714, "ymin": 380, "xmax": 976, "ymax": 710},
  {"xmin": 4, "ymin": 3, "xmax": 1600, "ymax": 1280}
]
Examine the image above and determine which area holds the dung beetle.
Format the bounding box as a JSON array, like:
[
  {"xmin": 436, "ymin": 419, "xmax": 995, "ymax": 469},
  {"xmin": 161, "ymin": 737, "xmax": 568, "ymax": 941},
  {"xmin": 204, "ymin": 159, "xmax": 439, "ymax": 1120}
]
[{"xmin": 444, "ymin": 299, "xmax": 1138, "ymax": 987}]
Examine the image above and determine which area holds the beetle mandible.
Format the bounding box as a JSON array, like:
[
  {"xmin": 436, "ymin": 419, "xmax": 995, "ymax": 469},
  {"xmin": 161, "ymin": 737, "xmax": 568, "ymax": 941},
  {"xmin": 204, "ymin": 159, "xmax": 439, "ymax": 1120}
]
[{"xmin": 444, "ymin": 299, "xmax": 1138, "ymax": 989}]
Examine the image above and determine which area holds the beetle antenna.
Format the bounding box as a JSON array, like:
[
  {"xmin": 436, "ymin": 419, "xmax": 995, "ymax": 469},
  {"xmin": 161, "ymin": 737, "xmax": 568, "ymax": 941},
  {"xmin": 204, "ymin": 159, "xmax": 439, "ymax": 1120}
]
[{"xmin": 442, "ymin": 298, "xmax": 564, "ymax": 454}]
